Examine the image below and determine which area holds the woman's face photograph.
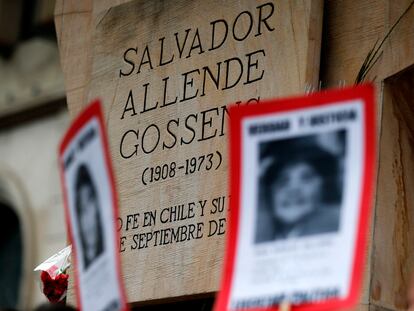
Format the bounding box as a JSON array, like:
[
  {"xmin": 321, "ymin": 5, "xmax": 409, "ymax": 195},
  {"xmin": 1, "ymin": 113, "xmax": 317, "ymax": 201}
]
[
  {"xmin": 271, "ymin": 161, "xmax": 323, "ymax": 224},
  {"xmin": 78, "ymin": 184, "xmax": 99, "ymax": 259}
]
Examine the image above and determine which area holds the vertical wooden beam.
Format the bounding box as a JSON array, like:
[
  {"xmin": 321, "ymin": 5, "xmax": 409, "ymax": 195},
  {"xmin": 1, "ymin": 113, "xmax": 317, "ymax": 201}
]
[{"xmin": 371, "ymin": 68, "xmax": 414, "ymax": 311}]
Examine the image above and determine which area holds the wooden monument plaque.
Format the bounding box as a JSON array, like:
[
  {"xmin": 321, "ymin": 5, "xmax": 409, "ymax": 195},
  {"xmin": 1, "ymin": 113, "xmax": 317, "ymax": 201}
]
[{"xmin": 56, "ymin": 0, "xmax": 323, "ymax": 304}]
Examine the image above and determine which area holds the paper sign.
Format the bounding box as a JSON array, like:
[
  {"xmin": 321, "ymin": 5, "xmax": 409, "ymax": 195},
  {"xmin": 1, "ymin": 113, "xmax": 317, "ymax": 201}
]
[
  {"xmin": 58, "ymin": 100, "xmax": 128, "ymax": 311},
  {"xmin": 215, "ymin": 85, "xmax": 376, "ymax": 311},
  {"xmin": 34, "ymin": 245, "xmax": 72, "ymax": 278}
]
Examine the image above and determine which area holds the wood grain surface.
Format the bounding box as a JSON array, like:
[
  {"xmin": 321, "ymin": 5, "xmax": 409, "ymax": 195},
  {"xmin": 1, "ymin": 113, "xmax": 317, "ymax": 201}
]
[
  {"xmin": 55, "ymin": 0, "xmax": 324, "ymax": 304},
  {"xmin": 56, "ymin": 1, "xmax": 414, "ymax": 309}
]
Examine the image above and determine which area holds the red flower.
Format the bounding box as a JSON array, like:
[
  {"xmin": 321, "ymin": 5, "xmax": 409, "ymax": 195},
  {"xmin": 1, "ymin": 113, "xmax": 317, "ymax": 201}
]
[{"xmin": 40, "ymin": 270, "xmax": 69, "ymax": 303}]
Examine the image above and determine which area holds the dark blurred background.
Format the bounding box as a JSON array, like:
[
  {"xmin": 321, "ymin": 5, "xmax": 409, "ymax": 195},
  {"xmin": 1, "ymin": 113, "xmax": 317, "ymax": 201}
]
[
  {"xmin": 0, "ymin": 0, "xmax": 55, "ymax": 57},
  {"xmin": 0, "ymin": 1, "xmax": 68, "ymax": 310}
]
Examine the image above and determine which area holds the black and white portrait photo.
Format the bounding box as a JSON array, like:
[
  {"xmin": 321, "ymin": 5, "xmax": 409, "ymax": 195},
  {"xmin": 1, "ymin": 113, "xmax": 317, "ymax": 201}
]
[
  {"xmin": 74, "ymin": 163, "xmax": 104, "ymax": 270},
  {"xmin": 255, "ymin": 130, "xmax": 346, "ymax": 243}
]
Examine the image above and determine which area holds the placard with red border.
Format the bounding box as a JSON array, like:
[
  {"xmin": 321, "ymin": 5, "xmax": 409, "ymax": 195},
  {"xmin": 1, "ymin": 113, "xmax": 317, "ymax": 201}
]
[
  {"xmin": 215, "ymin": 84, "xmax": 376, "ymax": 311},
  {"xmin": 58, "ymin": 100, "xmax": 129, "ymax": 311}
]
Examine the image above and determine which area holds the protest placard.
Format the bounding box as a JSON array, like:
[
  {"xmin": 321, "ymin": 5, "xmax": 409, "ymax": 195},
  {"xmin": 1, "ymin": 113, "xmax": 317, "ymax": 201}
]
[
  {"xmin": 215, "ymin": 85, "xmax": 376, "ymax": 311},
  {"xmin": 59, "ymin": 100, "xmax": 128, "ymax": 311}
]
